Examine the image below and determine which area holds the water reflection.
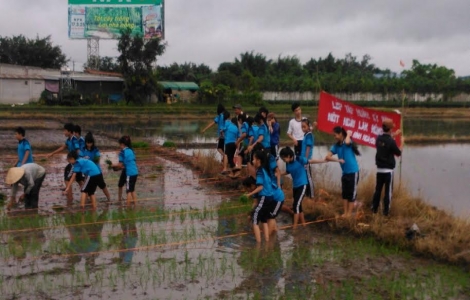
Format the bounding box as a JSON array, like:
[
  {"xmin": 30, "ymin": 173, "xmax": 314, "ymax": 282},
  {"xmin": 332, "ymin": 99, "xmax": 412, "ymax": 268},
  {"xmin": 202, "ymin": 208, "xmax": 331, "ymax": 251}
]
[
  {"xmin": 233, "ymin": 235, "xmax": 283, "ymax": 299},
  {"xmin": 66, "ymin": 209, "xmax": 108, "ymax": 267},
  {"xmin": 118, "ymin": 208, "xmax": 138, "ymax": 265},
  {"xmin": 6, "ymin": 210, "xmax": 46, "ymax": 261},
  {"xmin": 285, "ymin": 231, "xmax": 316, "ymax": 298}
]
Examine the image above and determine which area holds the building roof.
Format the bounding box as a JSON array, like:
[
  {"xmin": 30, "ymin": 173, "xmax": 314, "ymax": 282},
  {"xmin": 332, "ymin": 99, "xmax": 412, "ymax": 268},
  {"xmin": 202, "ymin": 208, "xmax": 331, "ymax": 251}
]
[
  {"xmin": 159, "ymin": 81, "xmax": 199, "ymax": 91},
  {"xmin": 0, "ymin": 74, "xmax": 46, "ymax": 80},
  {"xmin": 51, "ymin": 75, "xmax": 124, "ymax": 82}
]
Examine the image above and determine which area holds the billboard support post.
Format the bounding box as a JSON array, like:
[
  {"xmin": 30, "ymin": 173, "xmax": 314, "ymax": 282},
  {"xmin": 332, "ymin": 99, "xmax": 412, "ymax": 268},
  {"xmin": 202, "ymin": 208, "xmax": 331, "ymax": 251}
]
[{"xmin": 87, "ymin": 37, "xmax": 100, "ymax": 69}]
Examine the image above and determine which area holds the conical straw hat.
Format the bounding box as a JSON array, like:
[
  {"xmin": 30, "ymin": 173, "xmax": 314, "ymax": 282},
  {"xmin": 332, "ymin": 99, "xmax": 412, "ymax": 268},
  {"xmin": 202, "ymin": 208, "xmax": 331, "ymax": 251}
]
[{"xmin": 5, "ymin": 167, "xmax": 25, "ymax": 185}]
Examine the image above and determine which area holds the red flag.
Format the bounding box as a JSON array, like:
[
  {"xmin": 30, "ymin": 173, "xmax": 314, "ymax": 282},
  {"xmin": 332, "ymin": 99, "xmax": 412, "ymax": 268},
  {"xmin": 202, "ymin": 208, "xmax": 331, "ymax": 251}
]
[
  {"xmin": 399, "ymin": 60, "xmax": 405, "ymax": 67},
  {"xmin": 317, "ymin": 92, "xmax": 402, "ymax": 148}
]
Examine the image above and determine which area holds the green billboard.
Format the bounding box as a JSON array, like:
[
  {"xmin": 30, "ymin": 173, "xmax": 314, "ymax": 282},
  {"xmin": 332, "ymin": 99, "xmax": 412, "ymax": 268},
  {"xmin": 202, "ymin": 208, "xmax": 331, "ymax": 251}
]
[{"xmin": 68, "ymin": 0, "xmax": 164, "ymax": 40}]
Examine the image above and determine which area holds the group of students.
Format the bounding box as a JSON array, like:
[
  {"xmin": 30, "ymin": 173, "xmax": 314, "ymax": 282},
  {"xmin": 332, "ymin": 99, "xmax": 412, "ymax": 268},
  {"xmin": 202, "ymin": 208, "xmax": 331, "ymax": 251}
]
[
  {"xmin": 6, "ymin": 123, "xmax": 139, "ymax": 210},
  {"xmin": 203, "ymin": 102, "xmax": 402, "ymax": 243},
  {"xmin": 5, "ymin": 103, "xmax": 402, "ymax": 239}
]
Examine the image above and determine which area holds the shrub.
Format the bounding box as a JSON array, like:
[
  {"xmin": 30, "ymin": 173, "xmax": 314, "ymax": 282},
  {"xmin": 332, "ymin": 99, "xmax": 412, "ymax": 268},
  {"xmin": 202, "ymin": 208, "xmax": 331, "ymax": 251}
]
[
  {"xmin": 162, "ymin": 141, "xmax": 176, "ymax": 148},
  {"xmin": 133, "ymin": 141, "xmax": 150, "ymax": 148}
]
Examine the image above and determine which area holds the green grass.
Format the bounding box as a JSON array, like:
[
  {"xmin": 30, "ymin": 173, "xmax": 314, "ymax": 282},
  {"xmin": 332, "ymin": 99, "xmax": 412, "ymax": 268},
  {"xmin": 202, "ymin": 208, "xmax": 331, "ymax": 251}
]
[
  {"xmin": 132, "ymin": 141, "xmax": 150, "ymax": 149},
  {"xmin": 162, "ymin": 141, "xmax": 176, "ymax": 148}
]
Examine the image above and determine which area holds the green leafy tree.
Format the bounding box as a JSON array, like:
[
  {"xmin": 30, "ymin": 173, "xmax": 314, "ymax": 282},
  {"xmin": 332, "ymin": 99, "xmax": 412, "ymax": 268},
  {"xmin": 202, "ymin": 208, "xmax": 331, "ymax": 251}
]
[
  {"xmin": 83, "ymin": 56, "xmax": 121, "ymax": 72},
  {"xmin": 198, "ymin": 80, "xmax": 231, "ymax": 104},
  {"xmin": 0, "ymin": 35, "xmax": 67, "ymax": 68},
  {"xmin": 117, "ymin": 29, "xmax": 166, "ymax": 104},
  {"xmin": 235, "ymin": 51, "xmax": 271, "ymax": 78},
  {"xmin": 157, "ymin": 62, "xmax": 212, "ymax": 84},
  {"xmin": 402, "ymin": 60, "xmax": 457, "ymax": 98}
]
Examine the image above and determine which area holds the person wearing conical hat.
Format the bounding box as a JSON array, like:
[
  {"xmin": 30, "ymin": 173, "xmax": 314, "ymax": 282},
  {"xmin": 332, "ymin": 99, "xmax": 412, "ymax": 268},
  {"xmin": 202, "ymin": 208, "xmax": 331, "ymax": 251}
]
[{"xmin": 6, "ymin": 163, "xmax": 46, "ymax": 210}]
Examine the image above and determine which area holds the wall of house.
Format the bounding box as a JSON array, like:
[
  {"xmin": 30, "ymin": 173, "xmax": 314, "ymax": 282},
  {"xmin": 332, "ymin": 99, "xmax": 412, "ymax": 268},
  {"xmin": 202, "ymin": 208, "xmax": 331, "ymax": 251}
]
[
  {"xmin": 0, "ymin": 78, "xmax": 45, "ymax": 104},
  {"xmin": 0, "ymin": 64, "xmax": 60, "ymax": 77}
]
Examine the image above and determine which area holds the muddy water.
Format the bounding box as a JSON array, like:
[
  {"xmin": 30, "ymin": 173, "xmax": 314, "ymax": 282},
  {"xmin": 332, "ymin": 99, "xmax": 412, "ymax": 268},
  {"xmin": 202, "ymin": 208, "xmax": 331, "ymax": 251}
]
[
  {"xmin": 0, "ymin": 121, "xmax": 469, "ymax": 299},
  {"xmin": 0, "ymin": 149, "xmax": 467, "ymax": 299}
]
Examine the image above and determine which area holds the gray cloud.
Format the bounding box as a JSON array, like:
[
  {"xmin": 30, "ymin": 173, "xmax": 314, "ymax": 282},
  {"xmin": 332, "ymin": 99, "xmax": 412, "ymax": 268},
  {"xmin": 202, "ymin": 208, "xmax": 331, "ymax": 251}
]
[{"xmin": 0, "ymin": 0, "xmax": 469, "ymax": 75}]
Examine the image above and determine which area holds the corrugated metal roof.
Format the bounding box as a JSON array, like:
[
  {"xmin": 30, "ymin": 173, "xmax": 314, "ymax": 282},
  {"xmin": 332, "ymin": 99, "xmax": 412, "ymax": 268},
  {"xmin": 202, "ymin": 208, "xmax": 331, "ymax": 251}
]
[
  {"xmin": 0, "ymin": 74, "xmax": 124, "ymax": 82},
  {"xmin": 159, "ymin": 81, "xmax": 199, "ymax": 91},
  {"xmin": 71, "ymin": 76, "xmax": 124, "ymax": 82},
  {"xmin": 0, "ymin": 74, "xmax": 46, "ymax": 80}
]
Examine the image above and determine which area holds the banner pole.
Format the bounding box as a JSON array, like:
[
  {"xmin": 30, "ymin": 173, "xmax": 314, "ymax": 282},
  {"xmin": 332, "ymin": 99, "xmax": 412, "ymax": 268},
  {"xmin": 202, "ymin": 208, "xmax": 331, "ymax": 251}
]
[{"xmin": 399, "ymin": 89, "xmax": 405, "ymax": 190}]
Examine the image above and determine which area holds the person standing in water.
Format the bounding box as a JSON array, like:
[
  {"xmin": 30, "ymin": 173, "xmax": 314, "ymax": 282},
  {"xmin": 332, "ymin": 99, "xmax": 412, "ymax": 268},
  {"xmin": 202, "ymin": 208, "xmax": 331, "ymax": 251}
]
[{"xmin": 325, "ymin": 127, "xmax": 361, "ymax": 217}]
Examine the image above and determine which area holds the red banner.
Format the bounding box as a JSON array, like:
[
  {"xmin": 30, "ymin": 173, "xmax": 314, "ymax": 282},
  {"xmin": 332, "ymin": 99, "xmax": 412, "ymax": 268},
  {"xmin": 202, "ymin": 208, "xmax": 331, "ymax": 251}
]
[{"xmin": 317, "ymin": 91, "xmax": 402, "ymax": 148}]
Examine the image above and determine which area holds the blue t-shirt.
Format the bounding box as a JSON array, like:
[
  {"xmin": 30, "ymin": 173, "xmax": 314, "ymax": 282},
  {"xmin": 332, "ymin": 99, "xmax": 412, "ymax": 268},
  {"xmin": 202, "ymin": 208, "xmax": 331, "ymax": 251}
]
[
  {"xmin": 270, "ymin": 122, "xmax": 280, "ymax": 146},
  {"xmin": 330, "ymin": 142, "xmax": 360, "ymax": 174},
  {"xmin": 269, "ymin": 155, "xmax": 283, "ymax": 187},
  {"xmin": 213, "ymin": 113, "xmax": 225, "ymax": 138},
  {"xmin": 256, "ymin": 168, "xmax": 274, "ymax": 197},
  {"xmin": 119, "ymin": 147, "xmax": 138, "ymax": 176},
  {"xmin": 73, "ymin": 158, "xmax": 101, "ymax": 177},
  {"xmin": 257, "ymin": 124, "xmax": 270, "ymax": 148},
  {"xmin": 82, "ymin": 147, "xmax": 101, "ymax": 169},
  {"xmin": 301, "ymin": 132, "xmax": 314, "ymax": 159},
  {"xmin": 77, "ymin": 136, "xmax": 85, "ymax": 153},
  {"xmin": 285, "ymin": 156, "xmax": 308, "ymax": 188},
  {"xmin": 17, "ymin": 138, "xmax": 33, "ymax": 167},
  {"xmin": 65, "ymin": 136, "xmax": 80, "ymax": 153},
  {"xmin": 241, "ymin": 122, "xmax": 250, "ymax": 146},
  {"xmin": 272, "ymin": 186, "xmax": 285, "ymax": 202},
  {"xmin": 249, "ymin": 125, "xmax": 259, "ymax": 146},
  {"xmin": 224, "ymin": 122, "xmax": 240, "ymax": 144}
]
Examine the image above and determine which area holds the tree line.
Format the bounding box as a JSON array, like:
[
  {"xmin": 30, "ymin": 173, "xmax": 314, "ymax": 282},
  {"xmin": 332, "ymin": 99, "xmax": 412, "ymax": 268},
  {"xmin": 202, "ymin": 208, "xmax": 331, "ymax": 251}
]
[
  {"xmin": 2, "ymin": 34, "xmax": 470, "ymax": 104},
  {"xmin": 154, "ymin": 52, "xmax": 470, "ymax": 103}
]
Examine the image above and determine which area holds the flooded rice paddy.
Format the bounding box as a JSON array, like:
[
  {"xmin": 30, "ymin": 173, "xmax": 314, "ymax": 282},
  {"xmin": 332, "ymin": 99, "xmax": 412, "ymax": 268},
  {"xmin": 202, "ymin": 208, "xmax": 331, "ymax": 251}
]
[{"xmin": 0, "ymin": 120, "xmax": 469, "ymax": 299}]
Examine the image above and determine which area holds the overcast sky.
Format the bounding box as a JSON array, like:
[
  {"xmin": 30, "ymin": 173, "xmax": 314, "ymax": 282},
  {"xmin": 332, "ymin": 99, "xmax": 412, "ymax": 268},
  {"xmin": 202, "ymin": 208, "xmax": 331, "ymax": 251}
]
[{"xmin": 1, "ymin": 0, "xmax": 469, "ymax": 75}]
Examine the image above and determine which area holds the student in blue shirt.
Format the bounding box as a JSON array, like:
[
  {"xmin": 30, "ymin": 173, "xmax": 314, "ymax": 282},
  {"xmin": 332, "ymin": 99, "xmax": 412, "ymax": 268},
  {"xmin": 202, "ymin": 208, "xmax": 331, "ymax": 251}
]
[
  {"xmin": 74, "ymin": 125, "xmax": 85, "ymax": 156},
  {"xmin": 201, "ymin": 104, "xmax": 226, "ymax": 160},
  {"xmin": 267, "ymin": 113, "xmax": 280, "ymax": 159},
  {"xmin": 269, "ymin": 148, "xmax": 301, "ymax": 222},
  {"xmin": 64, "ymin": 151, "xmax": 106, "ymax": 210},
  {"xmin": 326, "ymin": 126, "xmax": 361, "ymax": 218},
  {"xmin": 236, "ymin": 113, "xmax": 249, "ymax": 168},
  {"xmin": 300, "ymin": 119, "xmax": 324, "ymax": 200},
  {"xmin": 244, "ymin": 150, "xmax": 275, "ymax": 243},
  {"xmin": 47, "ymin": 123, "xmax": 83, "ymax": 204},
  {"xmin": 280, "ymin": 147, "xmax": 309, "ymax": 229},
  {"xmin": 112, "ymin": 136, "xmax": 139, "ymax": 206},
  {"xmin": 222, "ymin": 117, "xmax": 240, "ymax": 174},
  {"xmin": 268, "ymin": 153, "xmax": 286, "ymax": 235},
  {"xmin": 245, "ymin": 117, "xmax": 259, "ymax": 179},
  {"xmin": 82, "ymin": 132, "xmax": 111, "ymax": 202},
  {"xmin": 249, "ymin": 113, "xmax": 271, "ymax": 151},
  {"xmin": 15, "ymin": 127, "xmax": 33, "ymax": 167}
]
